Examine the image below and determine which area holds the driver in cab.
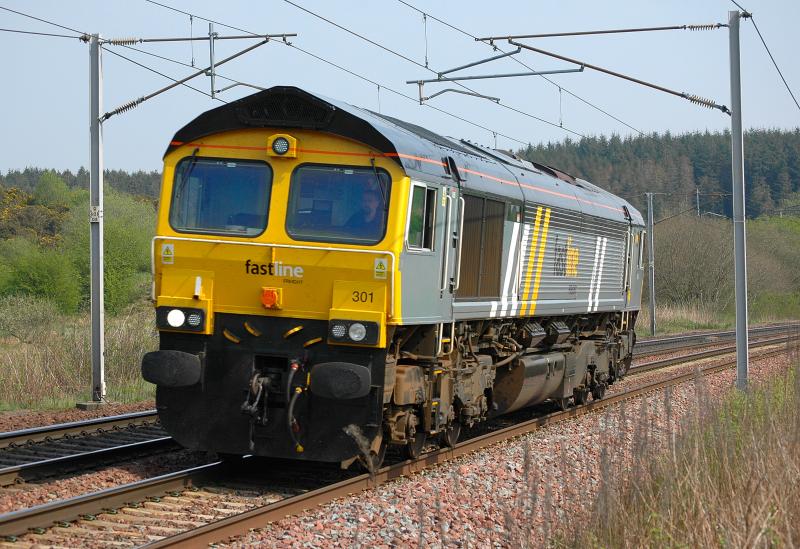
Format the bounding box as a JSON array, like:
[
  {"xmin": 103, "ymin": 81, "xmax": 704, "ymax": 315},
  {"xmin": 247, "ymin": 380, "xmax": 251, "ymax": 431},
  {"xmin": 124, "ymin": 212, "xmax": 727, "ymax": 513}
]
[{"xmin": 345, "ymin": 189, "xmax": 385, "ymax": 240}]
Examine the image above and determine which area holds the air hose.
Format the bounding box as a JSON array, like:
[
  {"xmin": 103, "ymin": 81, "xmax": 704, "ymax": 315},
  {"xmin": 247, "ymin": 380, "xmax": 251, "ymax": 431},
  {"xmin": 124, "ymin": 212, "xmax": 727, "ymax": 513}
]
[
  {"xmin": 285, "ymin": 361, "xmax": 305, "ymax": 453},
  {"xmin": 287, "ymin": 387, "xmax": 304, "ymax": 453}
]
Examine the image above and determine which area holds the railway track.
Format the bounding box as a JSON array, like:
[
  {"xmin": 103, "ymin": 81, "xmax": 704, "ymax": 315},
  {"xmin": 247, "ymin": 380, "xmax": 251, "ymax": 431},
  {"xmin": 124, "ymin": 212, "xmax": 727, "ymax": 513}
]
[
  {"xmin": 634, "ymin": 322, "xmax": 798, "ymax": 357},
  {"xmin": 0, "ymin": 323, "xmax": 790, "ymax": 489},
  {"xmin": 0, "ymin": 333, "xmax": 794, "ymax": 548},
  {"xmin": 0, "ymin": 412, "xmax": 171, "ymax": 486}
]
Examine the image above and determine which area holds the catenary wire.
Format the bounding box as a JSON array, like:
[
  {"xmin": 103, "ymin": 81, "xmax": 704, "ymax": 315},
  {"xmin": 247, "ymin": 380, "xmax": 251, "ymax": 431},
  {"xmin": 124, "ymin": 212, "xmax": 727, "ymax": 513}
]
[
  {"xmin": 281, "ymin": 41, "xmax": 531, "ymax": 145},
  {"xmin": 116, "ymin": 43, "xmax": 264, "ymax": 93},
  {"xmin": 0, "ymin": 5, "xmax": 87, "ymax": 36},
  {"xmin": 141, "ymin": 0, "xmax": 541, "ymax": 145},
  {"xmin": 394, "ymin": 0, "xmax": 643, "ymax": 135},
  {"xmin": 279, "ymin": 0, "xmax": 584, "ymax": 137},
  {"xmin": 728, "ymin": 1, "xmax": 800, "ymax": 114},
  {"xmin": 0, "ymin": 27, "xmax": 85, "ymax": 40}
]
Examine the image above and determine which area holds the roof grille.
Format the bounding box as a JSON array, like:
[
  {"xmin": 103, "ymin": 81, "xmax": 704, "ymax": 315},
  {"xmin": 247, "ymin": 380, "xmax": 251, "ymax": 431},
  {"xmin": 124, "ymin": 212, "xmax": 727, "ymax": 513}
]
[{"xmin": 235, "ymin": 91, "xmax": 335, "ymax": 129}]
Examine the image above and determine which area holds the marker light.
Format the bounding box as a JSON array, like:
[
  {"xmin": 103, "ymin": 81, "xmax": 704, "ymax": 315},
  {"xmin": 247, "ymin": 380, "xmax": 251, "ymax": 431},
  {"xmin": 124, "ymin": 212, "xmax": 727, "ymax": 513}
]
[
  {"xmin": 330, "ymin": 323, "xmax": 347, "ymax": 339},
  {"xmin": 348, "ymin": 322, "xmax": 367, "ymax": 342},
  {"xmin": 186, "ymin": 313, "xmax": 202, "ymax": 327},
  {"xmin": 166, "ymin": 309, "xmax": 186, "ymax": 328},
  {"xmin": 272, "ymin": 137, "xmax": 290, "ymax": 155}
]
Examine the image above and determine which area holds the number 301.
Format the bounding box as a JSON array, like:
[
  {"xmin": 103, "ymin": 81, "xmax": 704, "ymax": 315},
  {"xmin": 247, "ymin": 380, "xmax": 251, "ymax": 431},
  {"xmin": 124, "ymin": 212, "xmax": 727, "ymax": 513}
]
[{"xmin": 352, "ymin": 291, "xmax": 374, "ymax": 303}]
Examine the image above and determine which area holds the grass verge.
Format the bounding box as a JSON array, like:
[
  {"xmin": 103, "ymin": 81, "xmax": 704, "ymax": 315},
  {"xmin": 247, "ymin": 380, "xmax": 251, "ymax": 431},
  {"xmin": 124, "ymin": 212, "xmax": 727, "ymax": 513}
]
[
  {"xmin": 0, "ymin": 295, "xmax": 157, "ymax": 410},
  {"xmin": 555, "ymin": 348, "xmax": 800, "ymax": 547}
]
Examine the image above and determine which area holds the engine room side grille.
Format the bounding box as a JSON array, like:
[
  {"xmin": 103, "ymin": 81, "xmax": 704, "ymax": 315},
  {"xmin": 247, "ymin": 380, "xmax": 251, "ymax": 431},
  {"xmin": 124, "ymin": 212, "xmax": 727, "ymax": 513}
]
[{"xmin": 235, "ymin": 92, "xmax": 335, "ymax": 129}]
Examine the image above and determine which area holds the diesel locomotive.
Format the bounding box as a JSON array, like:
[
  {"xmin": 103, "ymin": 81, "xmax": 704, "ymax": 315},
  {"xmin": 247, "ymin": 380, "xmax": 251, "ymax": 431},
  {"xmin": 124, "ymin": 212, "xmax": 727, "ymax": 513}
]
[{"xmin": 142, "ymin": 86, "xmax": 645, "ymax": 467}]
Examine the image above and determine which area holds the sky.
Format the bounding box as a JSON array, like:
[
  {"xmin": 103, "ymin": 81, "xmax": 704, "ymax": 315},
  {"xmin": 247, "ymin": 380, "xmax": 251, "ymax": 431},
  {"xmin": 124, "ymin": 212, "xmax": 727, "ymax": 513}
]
[{"xmin": 1, "ymin": 0, "xmax": 799, "ymax": 172}]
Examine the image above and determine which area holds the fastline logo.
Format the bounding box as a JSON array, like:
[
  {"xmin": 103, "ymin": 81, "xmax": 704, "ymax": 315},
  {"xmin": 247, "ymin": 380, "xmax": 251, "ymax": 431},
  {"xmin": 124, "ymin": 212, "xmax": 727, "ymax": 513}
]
[{"xmin": 244, "ymin": 259, "xmax": 304, "ymax": 279}]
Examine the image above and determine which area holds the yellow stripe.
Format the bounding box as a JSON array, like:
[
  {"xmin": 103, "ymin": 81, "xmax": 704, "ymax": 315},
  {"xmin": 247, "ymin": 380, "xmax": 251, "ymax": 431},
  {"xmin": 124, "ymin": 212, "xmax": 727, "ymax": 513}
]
[
  {"xmin": 519, "ymin": 207, "xmax": 543, "ymax": 314},
  {"xmin": 528, "ymin": 208, "xmax": 552, "ymax": 316}
]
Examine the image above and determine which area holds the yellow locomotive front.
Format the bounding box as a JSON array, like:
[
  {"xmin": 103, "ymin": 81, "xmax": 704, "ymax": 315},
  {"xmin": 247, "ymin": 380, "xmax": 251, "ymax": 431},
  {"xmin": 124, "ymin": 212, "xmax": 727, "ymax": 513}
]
[{"xmin": 143, "ymin": 120, "xmax": 409, "ymax": 462}]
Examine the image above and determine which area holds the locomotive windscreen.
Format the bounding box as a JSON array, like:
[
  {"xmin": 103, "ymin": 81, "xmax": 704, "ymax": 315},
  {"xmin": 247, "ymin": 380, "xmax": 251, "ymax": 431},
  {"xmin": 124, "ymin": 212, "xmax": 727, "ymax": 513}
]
[
  {"xmin": 285, "ymin": 165, "xmax": 391, "ymax": 245},
  {"xmin": 168, "ymin": 157, "xmax": 272, "ymax": 237}
]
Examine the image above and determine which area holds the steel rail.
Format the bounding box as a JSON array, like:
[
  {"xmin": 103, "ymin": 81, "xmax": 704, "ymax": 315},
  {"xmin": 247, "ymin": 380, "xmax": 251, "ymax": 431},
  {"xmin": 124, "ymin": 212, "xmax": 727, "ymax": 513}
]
[
  {"xmin": 146, "ymin": 344, "xmax": 792, "ymax": 548},
  {"xmin": 634, "ymin": 331, "xmax": 797, "ymax": 362},
  {"xmin": 0, "ymin": 410, "xmax": 159, "ymax": 450},
  {"xmin": 630, "ymin": 335, "xmax": 794, "ymax": 375},
  {"xmin": 2, "ymin": 337, "xmax": 792, "ymax": 545},
  {"xmin": 0, "ymin": 461, "xmax": 228, "ymax": 538},
  {"xmin": 0, "ymin": 437, "xmax": 176, "ymax": 487},
  {"xmin": 637, "ymin": 322, "xmax": 797, "ymax": 350}
]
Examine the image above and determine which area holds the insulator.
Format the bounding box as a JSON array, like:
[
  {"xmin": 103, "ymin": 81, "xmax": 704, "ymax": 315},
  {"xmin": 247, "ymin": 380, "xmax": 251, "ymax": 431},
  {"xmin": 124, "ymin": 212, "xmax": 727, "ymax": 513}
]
[
  {"xmin": 102, "ymin": 97, "xmax": 145, "ymax": 121},
  {"xmin": 105, "ymin": 37, "xmax": 141, "ymax": 46},
  {"xmin": 686, "ymin": 94, "xmax": 717, "ymax": 109},
  {"xmin": 687, "ymin": 24, "xmax": 721, "ymax": 31},
  {"xmin": 117, "ymin": 97, "xmax": 144, "ymax": 114}
]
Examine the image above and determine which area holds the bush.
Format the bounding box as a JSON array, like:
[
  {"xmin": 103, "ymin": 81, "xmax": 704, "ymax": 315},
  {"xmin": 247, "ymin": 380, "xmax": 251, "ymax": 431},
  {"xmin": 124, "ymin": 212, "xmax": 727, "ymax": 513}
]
[
  {"xmin": 0, "ymin": 238, "xmax": 81, "ymax": 313},
  {"xmin": 60, "ymin": 186, "xmax": 156, "ymax": 312}
]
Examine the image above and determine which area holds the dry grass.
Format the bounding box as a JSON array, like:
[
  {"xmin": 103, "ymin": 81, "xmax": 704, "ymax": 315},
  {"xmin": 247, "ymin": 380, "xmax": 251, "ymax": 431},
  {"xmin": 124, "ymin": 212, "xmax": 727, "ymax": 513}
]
[
  {"xmin": 554, "ymin": 349, "xmax": 800, "ymax": 548},
  {"xmin": 638, "ymin": 302, "xmax": 731, "ymax": 335},
  {"xmin": 0, "ymin": 295, "xmax": 157, "ymax": 410}
]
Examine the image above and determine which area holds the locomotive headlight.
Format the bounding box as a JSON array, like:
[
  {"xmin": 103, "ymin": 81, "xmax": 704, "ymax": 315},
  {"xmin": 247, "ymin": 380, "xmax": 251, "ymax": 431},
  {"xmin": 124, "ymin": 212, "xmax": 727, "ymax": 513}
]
[
  {"xmin": 166, "ymin": 309, "xmax": 186, "ymax": 328},
  {"xmin": 157, "ymin": 306, "xmax": 206, "ymax": 332},
  {"xmin": 272, "ymin": 137, "xmax": 290, "ymax": 155},
  {"xmin": 348, "ymin": 322, "xmax": 367, "ymax": 342},
  {"xmin": 328, "ymin": 319, "xmax": 379, "ymax": 345}
]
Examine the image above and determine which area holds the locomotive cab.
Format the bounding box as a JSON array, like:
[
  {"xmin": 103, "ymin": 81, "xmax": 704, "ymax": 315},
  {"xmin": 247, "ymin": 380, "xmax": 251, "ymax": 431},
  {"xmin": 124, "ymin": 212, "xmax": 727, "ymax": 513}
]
[{"xmin": 144, "ymin": 120, "xmax": 414, "ymax": 461}]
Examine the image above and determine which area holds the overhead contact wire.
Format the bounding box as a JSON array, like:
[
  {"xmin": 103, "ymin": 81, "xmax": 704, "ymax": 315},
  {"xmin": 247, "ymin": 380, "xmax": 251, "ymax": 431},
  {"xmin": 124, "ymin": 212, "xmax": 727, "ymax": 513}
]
[
  {"xmin": 279, "ymin": 0, "xmax": 585, "ymax": 137},
  {"xmin": 0, "ymin": 5, "xmax": 87, "ymax": 37},
  {"xmin": 728, "ymin": 1, "xmax": 800, "ymax": 114},
  {"xmin": 101, "ymin": 47, "xmax": 226, "ymax": 119},
  {"xmin": 0, "ymin": 27, "xmax": 86, "ymax": 40},
  {"xmin": 140, "ymin": 0, "xmax": 535, "ymax": 146},
  {"xmin": 508, "ymin": 40, "xmax": 730, "ymax": 114},
  {"xmin": 116, "ymin": 43, "xmax": 264, "ymax": 93},
  {"xmin": 394, "ymin": 0, "xmax": 643, "ymax": 135}
]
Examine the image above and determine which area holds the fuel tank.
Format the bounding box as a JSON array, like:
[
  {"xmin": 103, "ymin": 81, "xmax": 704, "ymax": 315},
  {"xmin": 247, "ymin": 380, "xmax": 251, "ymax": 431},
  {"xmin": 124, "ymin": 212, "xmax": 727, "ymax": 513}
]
[{"xmin": 492, "ymin": 352, "xmax": 566, "ymax": 415}]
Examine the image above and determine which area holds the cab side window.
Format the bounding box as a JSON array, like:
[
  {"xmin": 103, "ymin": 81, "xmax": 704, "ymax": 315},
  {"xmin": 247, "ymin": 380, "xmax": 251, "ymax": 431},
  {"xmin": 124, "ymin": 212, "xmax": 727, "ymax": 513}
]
[{"xmin": 407, "ymin": 184, "xmax": 437, "ymax": 250}]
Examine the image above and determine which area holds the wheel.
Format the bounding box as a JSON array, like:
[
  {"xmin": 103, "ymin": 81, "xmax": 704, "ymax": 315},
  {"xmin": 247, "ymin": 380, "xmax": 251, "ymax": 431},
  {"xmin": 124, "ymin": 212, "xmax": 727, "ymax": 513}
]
[
  {"xmin": 573, "ymin": 387, "xmax": 589, "ymax": 406},
  {"xmin": 555, "ymin": 397, "xmax": 571, "ymax": 411},
  {"xmin": 592, "ymin": 383, "xmax": 606, "ymax": 401},
  {"xmin": 403, "ymin": 428, "xmax": 427, "ymax": 460},
  {"xmin": 439, "ymin": 420, "xmax": 461, "ymax": 448}
]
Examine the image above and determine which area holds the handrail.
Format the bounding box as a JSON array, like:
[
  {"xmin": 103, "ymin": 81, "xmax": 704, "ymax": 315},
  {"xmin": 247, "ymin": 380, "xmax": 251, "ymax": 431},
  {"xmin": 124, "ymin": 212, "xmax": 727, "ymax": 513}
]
[
  {"xmin": 440, "ymin": 195, "xmax": 453, "ymax": 292},
  {"xmin": 453, "ymin": 197, "xmax": 466, "ymax": 290}
]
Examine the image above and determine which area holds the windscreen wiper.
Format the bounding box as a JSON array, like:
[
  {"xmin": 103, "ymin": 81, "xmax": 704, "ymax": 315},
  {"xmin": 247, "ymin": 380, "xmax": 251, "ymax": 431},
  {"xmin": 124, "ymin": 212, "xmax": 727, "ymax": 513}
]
[
  {"xmin": 370, "ymin": 158, "xmax": 389, "ymax": 212},
  {"xmin": 174, "ymin": 147, "xmax": 201, "ymax": 199}
]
